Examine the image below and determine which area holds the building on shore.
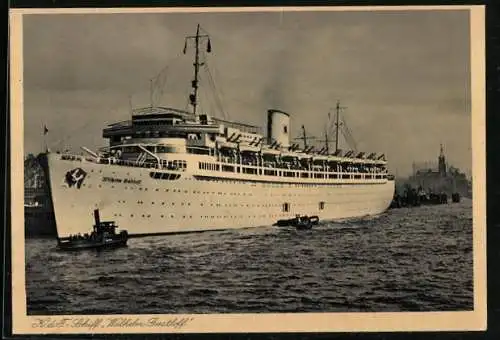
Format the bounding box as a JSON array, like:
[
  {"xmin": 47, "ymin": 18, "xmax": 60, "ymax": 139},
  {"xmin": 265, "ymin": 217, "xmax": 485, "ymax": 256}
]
[
  {"xmin": 403, "ymin": 145, "xmax": 472, "ymax": 198},
  {"xmin": 24, "ymin": 154, "xmax": 57, "ymax": 237}
]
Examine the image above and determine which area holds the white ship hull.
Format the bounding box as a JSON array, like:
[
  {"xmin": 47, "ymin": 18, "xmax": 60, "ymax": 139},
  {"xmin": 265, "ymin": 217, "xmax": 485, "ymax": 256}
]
[{"xmin": 41, "ymin": 153, "xmax": 395, "ymax": 238}]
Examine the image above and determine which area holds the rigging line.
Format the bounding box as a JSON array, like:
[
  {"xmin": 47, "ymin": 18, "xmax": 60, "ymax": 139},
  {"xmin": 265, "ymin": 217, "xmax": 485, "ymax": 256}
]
[
  {"xmin": 153, "ymin": 67, "xmax": 168, "ymax": 94},
  {"xmin": 153, "ymin": 71, "xmax": 169, "ymax": 106},
  {"xmin": 344, "ymin": 127, "xmax": 358, "ymax": 151},
  {"xmin": 196, "ymin": 73, "xmax": 209, "ymax": 115},
  {"xmin": 211, "ymin": 66, "xmax": 229, "ymax": 121},
  {"xmin": 202, "ymin": 50, "xmax": 229, "ymax": 120},
  {"xmin": 198, "ymin": 71, "xmax": 217, "ymax": 117},
  {"xmin": 53, "ymin": 105, "xmax": 133, "ymax": 149},
  {"xmin": 205, "ymin": 66, "xmax": 227, "ymax": 120},
  {"xmin": 207, "ymin": 67, "xmax": 228, "ymax": 120},
  {"xmin": 149, "ymin": 52, "xmax": 184, "ymax": 105},
  {"xmin": 340, "ymin": 115, "xmax": 357, "ymax": 146},
  {"xmin": 205, "ymin": 68, "xmax": 225, "ymax": 119},
  {"xmin": 327, "ymin": 111, "xmax": 338, "ymax": 142},
  {"xmin": 49, "ymin": 57, "xmax": 186, "ymax": 152},
  {"xmin": 51, "ymin": 118, "xmax": 96, "ymax": 151},
  {"xmin": 201, "ymin": 72, "xmax": 222, "ymax": 119},
  {"xmin": 341, "ymin": 125, "xmax": 356, "ymax": 151},
  {"xmin": 340, "ymin": 125, "xmax": 358, "ymax": 153},
  {"xmin": 201, "ymin": 55, "xmax": 226, "ymax": 118},
  {"xmin": 202, "ymin": 60, "xmax": 228, "ymax": 120}
]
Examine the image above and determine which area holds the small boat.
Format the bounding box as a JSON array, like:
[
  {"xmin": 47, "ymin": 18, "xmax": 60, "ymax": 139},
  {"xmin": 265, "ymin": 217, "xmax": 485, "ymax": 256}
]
[
  {"xmin": 273, "ymin": 215, "xmax": 319, "ymax": 230},
  {"xmin": 57, "ymin": 209, "xmax": 128, "ymax": 251}
]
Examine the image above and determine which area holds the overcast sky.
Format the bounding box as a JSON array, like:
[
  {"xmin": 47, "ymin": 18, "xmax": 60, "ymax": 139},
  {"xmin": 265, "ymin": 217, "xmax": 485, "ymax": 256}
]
[{"xmin": 23, "ymin": 9, "xmax": 471, "ymax": 177}]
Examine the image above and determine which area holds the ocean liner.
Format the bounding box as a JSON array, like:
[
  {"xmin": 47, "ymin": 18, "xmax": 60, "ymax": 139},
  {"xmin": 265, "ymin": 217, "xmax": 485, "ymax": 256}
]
[{"xmin": 37, "ymin": 25, "xmax": 395, "ymax": 239}]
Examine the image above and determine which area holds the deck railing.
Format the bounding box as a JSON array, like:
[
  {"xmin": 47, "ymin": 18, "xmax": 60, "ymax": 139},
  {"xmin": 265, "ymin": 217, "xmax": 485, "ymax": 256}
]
[{"xmin": 58, "ymin": 152, "xmax": 389, "ymax": 180}]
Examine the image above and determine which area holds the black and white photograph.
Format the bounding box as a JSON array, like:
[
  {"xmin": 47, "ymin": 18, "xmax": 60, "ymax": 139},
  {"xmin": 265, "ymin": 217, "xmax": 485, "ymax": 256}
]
[{"xmin": 10, "ymin": 5, "xmax": 486, "ymax": 334}]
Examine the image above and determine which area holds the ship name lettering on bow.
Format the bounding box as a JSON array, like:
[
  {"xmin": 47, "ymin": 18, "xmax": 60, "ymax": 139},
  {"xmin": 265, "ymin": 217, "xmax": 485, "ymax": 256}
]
[{"xmin": 102, "ymin": 177, "xmax": 141, "ymax": 185}]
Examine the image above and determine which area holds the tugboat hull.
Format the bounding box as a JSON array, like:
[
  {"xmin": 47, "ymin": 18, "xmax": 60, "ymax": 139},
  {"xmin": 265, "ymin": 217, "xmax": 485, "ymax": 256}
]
[
  {"xmin": 57, "ymin": 233, "xmax": 128, "ymax": 251},
  {"xmin": 57, "ymin": 237, "xmax": 127, "ymax": 251},
  {"xmin": 274, "ymin": 215, "xmax": 319, "ymax": 230}
]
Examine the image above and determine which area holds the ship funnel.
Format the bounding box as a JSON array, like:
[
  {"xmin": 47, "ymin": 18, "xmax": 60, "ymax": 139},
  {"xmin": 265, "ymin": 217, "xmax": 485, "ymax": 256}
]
[
  {"xmin": 94, "ymin": 209, "xmax": 101, "ymax": 225},
  {"xmin": 267, "ymin": 109, "xmax": 290, "ymax": 149}
]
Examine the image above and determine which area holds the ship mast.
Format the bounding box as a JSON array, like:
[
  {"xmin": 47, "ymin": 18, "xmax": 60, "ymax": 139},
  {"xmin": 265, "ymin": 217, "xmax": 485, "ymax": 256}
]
[
  {"xmin": 294, "ymin": 125, "xmax": 316, "ymax": 150},
  {"xmin": 319, "ymin": 109, "xmax": 334, "ymax": 155},
  {"xmin": 323, "ymin": 127, "xmax": 330, "ymax": 154},
  {"xmin": 183, "ymin": 24, "xmax": 212, "ymax": 118},
  {"xmin": 302, "ymin": 125, "xmax": 308, "ymax": 149},
  {"xmin": 334, "ymin": 100, "xmax": 346, "ymax": 153}
]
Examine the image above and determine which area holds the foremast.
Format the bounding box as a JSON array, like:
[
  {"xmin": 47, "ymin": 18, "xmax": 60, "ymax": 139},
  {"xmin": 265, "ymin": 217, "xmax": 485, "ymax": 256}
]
[{"xmin": 183, "ymin": 24, "xmax": 212, "ymax": 119}]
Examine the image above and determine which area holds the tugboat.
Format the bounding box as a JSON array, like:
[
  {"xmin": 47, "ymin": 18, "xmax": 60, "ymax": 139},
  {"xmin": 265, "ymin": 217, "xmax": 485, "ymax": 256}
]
[
  {"xmin": 57, "ymin": 209, "xmax": 128, "ymax": 251},
  {"xmin": 274, "ymin": 215, "xmax": 319, "ymax": 230}
]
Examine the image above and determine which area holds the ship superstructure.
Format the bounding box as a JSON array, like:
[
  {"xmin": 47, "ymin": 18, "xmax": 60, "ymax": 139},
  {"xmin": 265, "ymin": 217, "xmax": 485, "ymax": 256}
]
[{"xmin": 38, "ymin": 25, "xmax": 395, "ymax": 239}]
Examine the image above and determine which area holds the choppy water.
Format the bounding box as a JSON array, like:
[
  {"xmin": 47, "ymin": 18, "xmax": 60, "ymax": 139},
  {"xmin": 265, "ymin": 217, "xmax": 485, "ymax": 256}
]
[{"xmin": 26, "ymin": 200, "xmax": 473, "ymax": 314}]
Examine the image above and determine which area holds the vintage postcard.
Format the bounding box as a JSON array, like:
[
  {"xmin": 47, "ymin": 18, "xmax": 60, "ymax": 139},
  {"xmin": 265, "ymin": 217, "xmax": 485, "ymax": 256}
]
[{"xmin": 10, "ymin": 5, "xmax": 486, "ymax": 334}]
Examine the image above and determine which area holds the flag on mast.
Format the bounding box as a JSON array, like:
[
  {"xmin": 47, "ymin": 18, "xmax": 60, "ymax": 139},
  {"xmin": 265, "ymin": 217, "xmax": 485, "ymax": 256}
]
[{"xmin": 43, "ymin": 125, "xmax": 48, "ymax": 135}]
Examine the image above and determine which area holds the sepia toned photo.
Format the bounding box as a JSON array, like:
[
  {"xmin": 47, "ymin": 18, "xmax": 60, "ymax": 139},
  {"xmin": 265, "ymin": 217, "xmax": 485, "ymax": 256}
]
[{"xmin": 10, "ymin": 5, "xmax": 486, "ymax": 334}]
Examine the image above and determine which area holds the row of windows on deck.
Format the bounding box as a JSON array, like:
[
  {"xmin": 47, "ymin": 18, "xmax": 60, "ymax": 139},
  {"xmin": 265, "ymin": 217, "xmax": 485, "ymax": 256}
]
[
  {"xmin": 88, "ymin": 178, "xmax": 382, "ymax": 191},
  {"xmin": 90, "ymin": 181, "xmax": 380, "ymax": 194},
  {"xmin": 197, "ymin": 162, "xmax": 387, "ymax": 179},
  {"xmin": 113, "ymin": 213, "xmax": 310, "ymax": 219},
  {"xmin": 117, "ymin": 200, "xmax": 325, "ymax": 210},
  {"xmin": 110, "ymin": 202, "xmax": 324, "ymax": 218},
  {"xmin": 149, "ymin": 172, "xmax": 181, "ymax": 180}
]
